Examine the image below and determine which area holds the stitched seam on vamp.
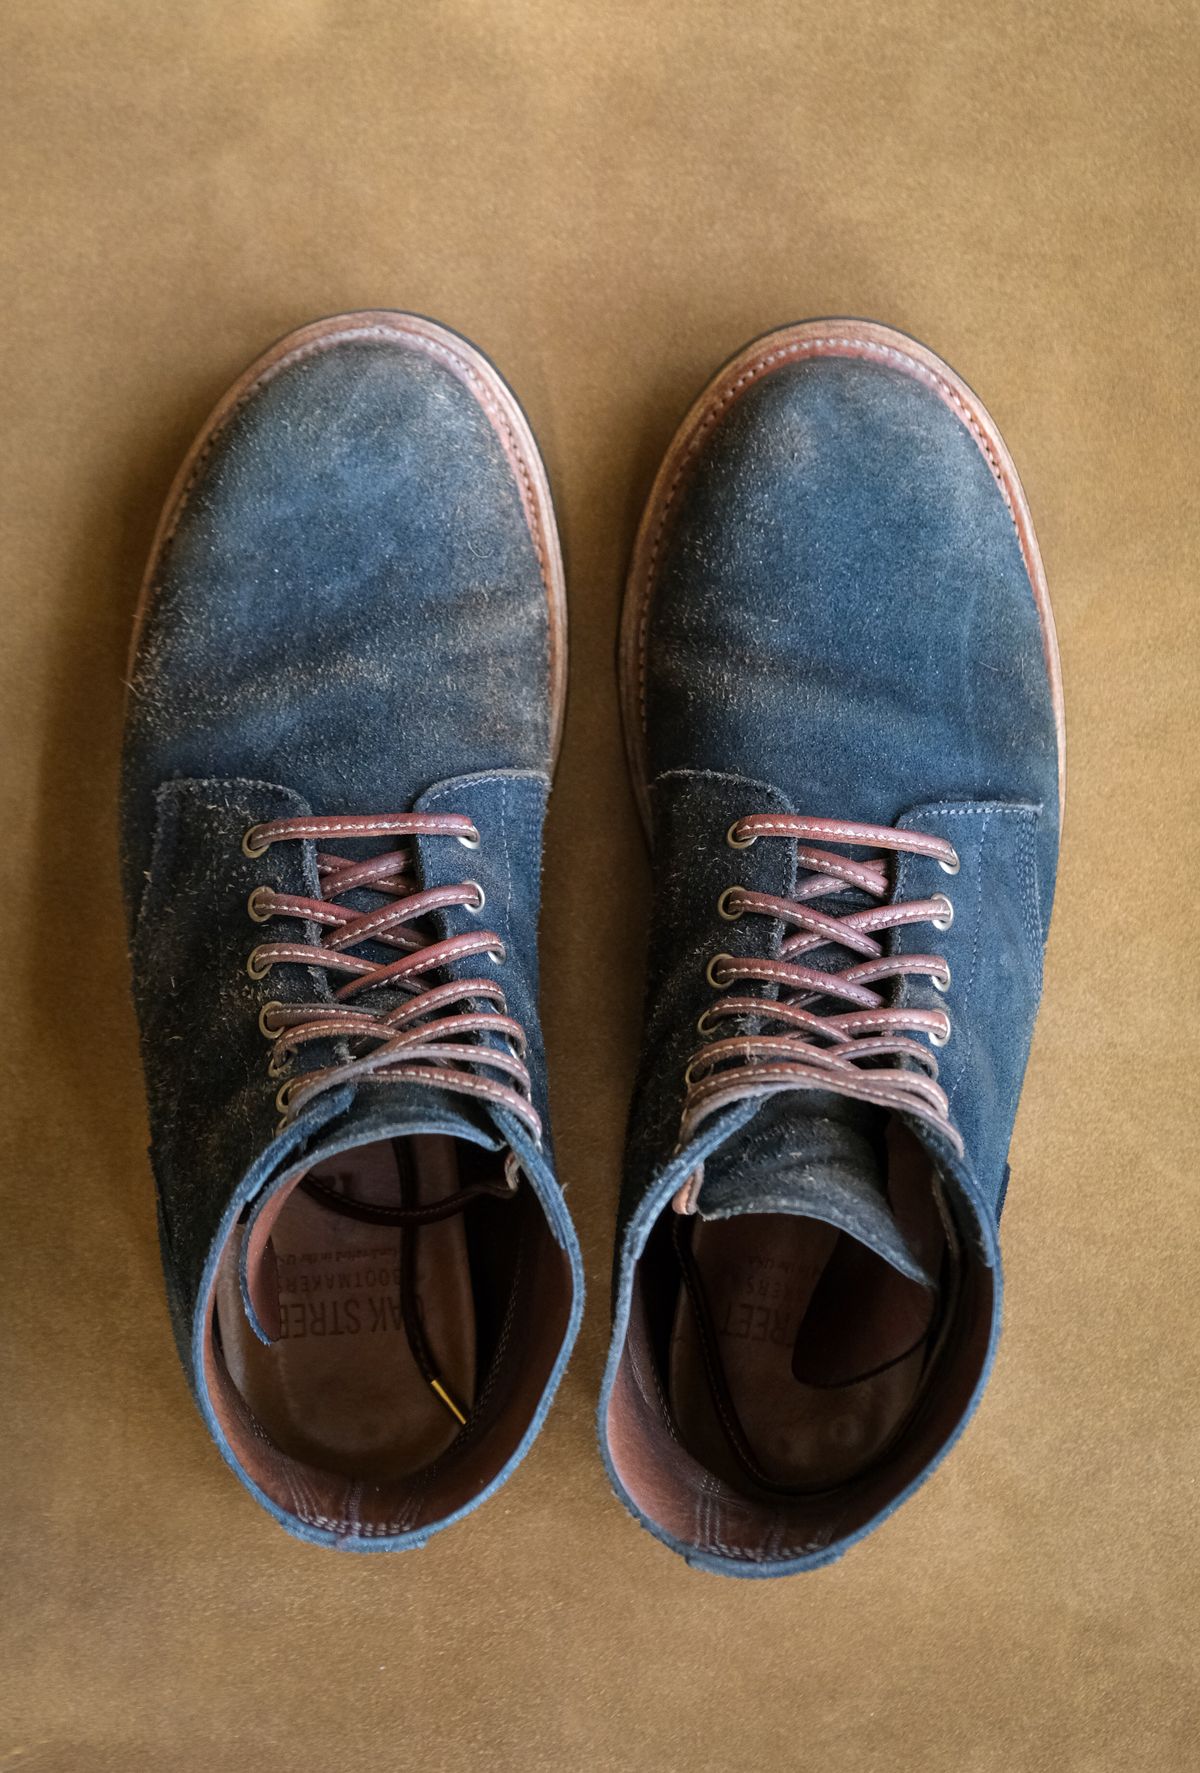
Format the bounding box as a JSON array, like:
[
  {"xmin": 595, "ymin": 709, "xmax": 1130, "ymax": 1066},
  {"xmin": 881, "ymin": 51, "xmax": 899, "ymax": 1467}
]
[{"xmin": 1018, "ymin": 815, "xmax": 1045, "ymax": 982}]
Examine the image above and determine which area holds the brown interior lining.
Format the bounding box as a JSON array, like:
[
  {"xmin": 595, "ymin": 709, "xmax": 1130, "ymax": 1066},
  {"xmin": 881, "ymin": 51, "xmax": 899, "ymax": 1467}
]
[
  {"xmin": 202, "ymin": 1135, "xmax": 573, "ymax": 1539},
  {"xmin": 218, "ymin": 1136, "xmax": 478, "ymax": 1481},
  {"xmin": 668, "ymin": 1222, "xmax": 938, "ymax": 1493},
  {"xmin": 607, "ymin": 1140, "xmax": 993, "ymax": 1563}
]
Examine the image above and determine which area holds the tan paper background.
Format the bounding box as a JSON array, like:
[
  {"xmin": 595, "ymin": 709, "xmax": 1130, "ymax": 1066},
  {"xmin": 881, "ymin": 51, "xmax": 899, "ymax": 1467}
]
[{"xmin": 2, "ymin": 3, "xmax": 1197, "ymax": 1768}]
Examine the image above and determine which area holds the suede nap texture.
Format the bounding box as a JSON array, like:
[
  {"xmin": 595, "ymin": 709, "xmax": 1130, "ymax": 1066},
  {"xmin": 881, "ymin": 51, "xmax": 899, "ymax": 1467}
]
[
  {"xmin": 120, "ymin": 328, "xmax": 583, "ymax": 1547},
  {"xmin": 2, "ymin": 1, "xmax": 1197, "ymax": 1768},
  {"xmin": 599, "ymin": 352, "xmax": 1058, "ymax": 1570}
]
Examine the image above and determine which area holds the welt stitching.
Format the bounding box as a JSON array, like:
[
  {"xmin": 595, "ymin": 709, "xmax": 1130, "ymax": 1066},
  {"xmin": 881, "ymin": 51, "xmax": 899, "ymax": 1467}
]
[{"xmin": 636, "ymin": 335, "xmax": 1027, "ymax": 734}]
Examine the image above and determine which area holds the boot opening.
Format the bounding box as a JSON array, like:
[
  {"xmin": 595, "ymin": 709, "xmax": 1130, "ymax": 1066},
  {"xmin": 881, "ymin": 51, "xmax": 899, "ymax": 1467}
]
[
  {"xmin": 667, "ymin": 1124, "xmax": 951, "ymax": 1491},
  {"xmin": 201, "ymin": 1134, "xmax": 572, "ymax": 1540},
  {"xmin": 605, "ymin": 1125, "xmax": 994, "ymax": 1566}
]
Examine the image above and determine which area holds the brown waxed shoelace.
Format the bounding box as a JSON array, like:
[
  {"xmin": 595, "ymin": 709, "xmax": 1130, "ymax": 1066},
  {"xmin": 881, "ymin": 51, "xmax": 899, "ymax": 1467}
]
[
  {"xmin": 674, "ymin": 814, "xmax": 964, "ymax": 1212},
  {"xmin": 670, "ymin": 1211, "xmax": 944, "ymax": 1495},
  {"xmin": 298, "ymin": 1152, "xmax": 516, "ymax": 1427},
  {"xmin": 241, "ymin": 812, "xmax": 541, "ymax": 1144}
]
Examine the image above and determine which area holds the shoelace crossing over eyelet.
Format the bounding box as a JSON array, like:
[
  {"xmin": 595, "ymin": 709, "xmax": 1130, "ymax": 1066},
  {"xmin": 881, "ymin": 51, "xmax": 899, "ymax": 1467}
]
[
  {"xmin": 242, "ymin": 812, "xmax": 540, "ymax": 1142},
  {"xmin": 683, "ymin": 813, "xmax": 964, "ymax": 1156}
]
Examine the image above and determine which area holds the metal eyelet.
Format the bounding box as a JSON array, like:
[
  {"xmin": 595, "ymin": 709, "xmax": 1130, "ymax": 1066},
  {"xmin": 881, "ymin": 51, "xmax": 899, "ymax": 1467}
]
[
  {"xmin": 931, "ymin": 893, "xmax": 954, "ymax": 931},
  {"xmin": 242, "ymin": 826, "xmax": 270, "ymax": 859},
  {"xmin": 696, "ymin": 1007, "xmax": 718, "ymax": 1037},
  {"xmin": 247, "ymin": 886, "xmax": 273, "ymax": 924},
  {"xmin": 932, "ymin": 965, "xmax": 952, "ymax": 994},
  {"xmin": 929, "ymin": 1021, "xmax": 952, "ymax": 1048},
  {"xmin": 258, "ymin": 1000, "xmax": 286, "ymax": 1039},
  {"xmin": 938, "ymin": 848, "xmax": 961, "ymax": 876},
  {"xmin": 726, "ymin": 821, "xmax": 756, "ymax": 849},
  {"xmin": 717, "ymin": 886, "xmax": 744, "ymax": 922},
  {"xmin": 267, "ymin": 1047, "xmax": 291, "ymax": 1081},
  {"xmin": 246, "ymin": 947, "xmax": 272, "ymax": 981},
  {"xmin": 683, "ymin": 1056, "xmax": 709, "ymax": 1087},
  {"xmin": 706, "ymin": 952, "xmax": 736, "ymax": 990},
  {"xmin": 488, "ymin": 944, "xmax": 506, "ymax": 965},
  {"xmin": 457, "ymin": 828, "xmax": 482, "ymax": 850},
  {"xmin": 463, "ymin": 881, "xmax": 486, "ymax": 913},
  {"xmin": 275, "ymin": 1078, "xmax": 301, "ymax": 1116}
]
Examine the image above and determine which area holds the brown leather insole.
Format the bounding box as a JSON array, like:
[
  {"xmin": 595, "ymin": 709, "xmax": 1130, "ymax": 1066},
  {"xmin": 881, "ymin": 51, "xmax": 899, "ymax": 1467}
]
[
  {"xmin": 217, "ymin": 1135, "xmax": 476, "ymax": 1482},
  {"xmin": 669, "ymin": 1182, "xmax": 945, "ymax": 1492}
]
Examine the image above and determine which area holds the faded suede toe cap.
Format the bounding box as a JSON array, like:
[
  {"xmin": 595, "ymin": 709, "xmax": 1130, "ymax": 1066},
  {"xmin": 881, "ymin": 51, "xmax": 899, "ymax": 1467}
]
[
  {"xmin": 645, "ymin": 354, "xmax": 1060, "ymax": 874},
  {"xmin": 123, "ymin": 324, "xmax": 554, "ymax": 899}
]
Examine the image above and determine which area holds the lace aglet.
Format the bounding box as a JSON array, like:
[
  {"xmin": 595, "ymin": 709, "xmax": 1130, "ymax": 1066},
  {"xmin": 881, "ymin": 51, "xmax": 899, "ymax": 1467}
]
[{"xmin": 429, "ymin": 1377, "xmax": 468, "ymax": 1426}]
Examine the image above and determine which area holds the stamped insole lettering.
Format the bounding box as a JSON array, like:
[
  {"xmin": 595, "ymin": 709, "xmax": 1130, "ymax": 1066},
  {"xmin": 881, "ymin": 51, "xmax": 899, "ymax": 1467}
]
[
  {"xmin": 275, "ymin": 1242, "xmax": 405, "ymax": 1339},
  {"xmin": 712, "ymin": 1251, "xmax": 825, "ymax": 1346}
]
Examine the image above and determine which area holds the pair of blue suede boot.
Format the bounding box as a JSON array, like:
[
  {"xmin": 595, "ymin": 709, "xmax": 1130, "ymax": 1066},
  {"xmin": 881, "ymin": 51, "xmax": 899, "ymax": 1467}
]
[{"xmin": 121, "ymin": 312, "xmax": 1062, "ymax": 1575}]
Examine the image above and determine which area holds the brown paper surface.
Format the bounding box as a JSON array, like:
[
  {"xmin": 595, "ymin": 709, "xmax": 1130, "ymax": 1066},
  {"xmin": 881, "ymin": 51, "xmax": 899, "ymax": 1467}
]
[{"xmin": 2, "ymin": 4, "xmax": 1196, "ymax": 1767}]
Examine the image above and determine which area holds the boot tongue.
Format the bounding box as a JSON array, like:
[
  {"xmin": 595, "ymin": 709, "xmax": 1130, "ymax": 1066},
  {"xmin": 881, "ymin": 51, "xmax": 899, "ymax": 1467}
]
[{"xmin": 695, "ymin": 1093, "xmax": 932, "ymax": 1287}]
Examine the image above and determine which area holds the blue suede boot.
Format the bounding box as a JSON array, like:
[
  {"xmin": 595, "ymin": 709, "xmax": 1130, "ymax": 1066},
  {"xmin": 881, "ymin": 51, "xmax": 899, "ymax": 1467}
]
[
  {"xmin": 600, "ymin": 319, "xmax": 1064, "ymax": 1575},
  {"xmin": 122, "ymin": 312, "xmax": 583, "ymax": 1549}
]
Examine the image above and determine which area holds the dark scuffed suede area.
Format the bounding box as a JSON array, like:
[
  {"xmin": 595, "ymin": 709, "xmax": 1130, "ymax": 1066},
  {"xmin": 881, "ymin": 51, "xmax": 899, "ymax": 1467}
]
[
  {"xmin": 121, "ymin": 318, "xmax": 582, "ymax": 1549},
  {"xmin": 600, "ymin": 331, "xmax": 1060, "ymax": 1575},
  {"xmin": 694, "ymin": 1093, "xmax": 933, "ymax": 1287}
]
